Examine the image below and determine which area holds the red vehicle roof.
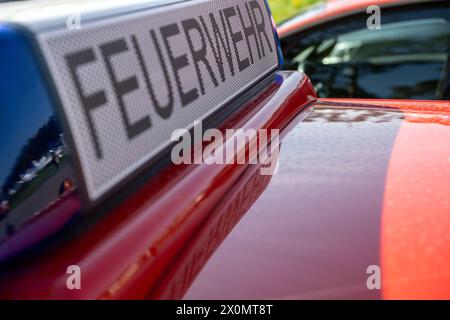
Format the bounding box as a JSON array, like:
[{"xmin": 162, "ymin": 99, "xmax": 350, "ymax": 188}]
[
  {"xmin": 0, "ymin": 0, "xmax": 449, "ymax": 301},
  {"xmin": 1, "ymin": 72, "xmax": 449, "ymax": 299},
  {"xmin": 179, "ymin": 98, "xmax": 450, "ymax": 300}
]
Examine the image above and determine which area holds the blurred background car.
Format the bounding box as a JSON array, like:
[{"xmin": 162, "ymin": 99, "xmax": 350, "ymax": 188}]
[{"xmin": 273, "ymin": 0, "xmax": 450, "ymax": 99}]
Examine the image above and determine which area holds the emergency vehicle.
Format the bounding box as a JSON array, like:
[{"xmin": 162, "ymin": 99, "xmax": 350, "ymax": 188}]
[{"xmin": 0, "ymin": 0, "xmax": 448, "ymax": 299}]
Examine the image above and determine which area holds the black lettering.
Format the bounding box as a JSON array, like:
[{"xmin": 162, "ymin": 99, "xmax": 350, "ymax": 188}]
[
  {"xmin": 131, "ymin": 32, "xmax": 174, "ymax": 119},
  {"xmin": 160, "ymin": 23, "xmax": 198, "ymax": 107},
  {"xmin": 100, "ymin": 38, "xmax": 152, "ymax": 140},
  {"xmin": 199, "ymin": 16, "xmax": 224, "ymax": 82},
  {"xmin": 182, "ymin": 18, "xmax": 218, "ymax": 95},
  {"xmin": 223, "ymin": 7, "xmax": 250, "ymax": 72},
  {"xmin": 236, "ymin": 3, "xmax": 261, "ymax": 63},
  {"xmin": 249, "ymin": 0, "xmax": 273, "ymax": 57},
  {"xmin": 65, "ymin": 48, "xmax": 106, "ymax": 159},
  {"xmin": 219, "ymin": 11, "xmax": 236, "ymax": 77},
  {"xmin": 205, "ymin": 11, "xmax": 235, "ymax": 79}
]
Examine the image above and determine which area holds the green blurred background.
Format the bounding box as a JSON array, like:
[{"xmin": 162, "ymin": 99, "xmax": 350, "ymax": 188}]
[{"xmin": 268, "ymin": 0, "xmax": 322, "ymax": 24}]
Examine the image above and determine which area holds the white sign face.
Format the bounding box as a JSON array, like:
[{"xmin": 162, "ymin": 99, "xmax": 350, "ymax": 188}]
[{"xmin": 38, "ymin": 0, "xmax": 279, "ymax": 201}]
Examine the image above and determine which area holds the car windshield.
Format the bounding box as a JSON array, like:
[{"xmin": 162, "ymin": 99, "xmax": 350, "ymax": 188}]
[{"xmin": 282, "ymin": 5, "xmax": 450, "ymax": 99}]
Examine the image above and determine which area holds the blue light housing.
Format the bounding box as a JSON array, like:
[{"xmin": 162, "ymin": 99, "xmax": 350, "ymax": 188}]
[{"xmin": 0, "ymin": 24, "xmax": 80, "ymax": 263}]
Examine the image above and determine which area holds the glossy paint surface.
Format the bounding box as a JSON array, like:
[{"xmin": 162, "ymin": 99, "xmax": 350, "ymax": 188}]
[
  {"xmin": 0, "ymin": 71, "xmax": 316, "ymax": 299},
  {"xmin": 324, "ymin": 99, "xmax": 450, "ymax": 299},
  {"xmin": 1, "ymin": 70, "xmax": 449, "ymax": 299},
  {"xmin": 182, "ymin": 98, "xmax": 450, "ymax": 299}
]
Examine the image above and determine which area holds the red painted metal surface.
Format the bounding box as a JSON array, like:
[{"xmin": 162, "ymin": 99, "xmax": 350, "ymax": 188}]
[
  {"xmin": 381, "ymin": 112, "xmax": 450, "ymax": 299},
  {"xmin": 1, "ymin": 75, "xmax": 449, "ymax": 299},
  {"xmin": 0, "ymin": 71, "xmax": 316, "ymax": 299},
  {"xmin": 181, "ymin": 98, "xmax": 450, "ymax": 299},
  {"xmin": 320, "ymin": 98, "xmax": 450, "ymax": 299}
]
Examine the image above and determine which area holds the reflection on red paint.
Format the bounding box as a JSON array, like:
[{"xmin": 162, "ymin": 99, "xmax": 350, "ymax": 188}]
[{"xmin": 381, "ymin": 110, "xmax": 450, "ymax": 299}]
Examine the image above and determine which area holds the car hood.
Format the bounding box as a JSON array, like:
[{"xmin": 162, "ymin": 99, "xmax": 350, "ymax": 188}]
[{"xmin": 154, "ymin": 98, "xmax": 450, "ymax": 299}]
